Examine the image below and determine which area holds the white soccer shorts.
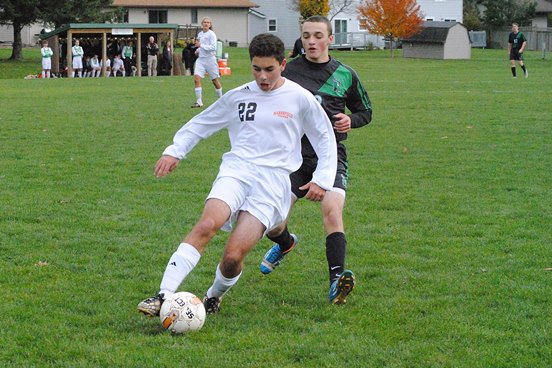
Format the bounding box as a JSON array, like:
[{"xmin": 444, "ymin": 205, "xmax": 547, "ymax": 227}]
[
  {"xmin": 194, "ymin": 56, "xmax": 220, "ymax": 80},
  {"xmin": 206, "ymin": 156, "xmax": 290, "ymax": 234}
]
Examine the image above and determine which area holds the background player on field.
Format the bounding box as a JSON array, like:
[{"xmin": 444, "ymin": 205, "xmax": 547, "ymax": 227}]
[
  {"xmin": 191, "ymin": 17, "xmax": 223, "ymax": 108},
  {"xmin": 508, "ymin": 23, "xmax": 528, "ymax": 78},
  {"xmin": 260, "ymin": 15, "xmax": 373, "ymax": 306},
  {"xmin": 137, "ymin": 33, "xmax": 337, "ymax": 317}
]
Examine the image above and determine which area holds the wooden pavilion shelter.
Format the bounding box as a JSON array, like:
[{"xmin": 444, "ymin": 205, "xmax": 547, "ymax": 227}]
[{"xmin": 39, "ymin": 23, "xmax": 178, "ymax": 77}]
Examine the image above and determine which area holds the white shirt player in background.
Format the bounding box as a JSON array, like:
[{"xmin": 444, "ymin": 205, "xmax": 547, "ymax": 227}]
[
  {"xmin": 71, "ymin": 39, "xmax": 84, "ymax": 78},
  {"xmin": 40, "ymin": 40, "xmax": 53, "ymax": 79},
  {"xmin": 191, "ymin": 17, "xmax": 223, "ymax": 108},
  {"xmin": 137, "ymin": 33, "xmax": 338, "ymax": 317}
]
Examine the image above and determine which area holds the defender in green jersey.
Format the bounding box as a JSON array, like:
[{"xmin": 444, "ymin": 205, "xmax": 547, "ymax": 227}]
[{"xmin": 260, "ymin": 16, "xmax": 373, "ymax": 305}]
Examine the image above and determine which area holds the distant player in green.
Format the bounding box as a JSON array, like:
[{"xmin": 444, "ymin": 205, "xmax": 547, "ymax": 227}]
[{"xmin": 508, "ymin": 23, "xmax": 528, "ymax": 78}]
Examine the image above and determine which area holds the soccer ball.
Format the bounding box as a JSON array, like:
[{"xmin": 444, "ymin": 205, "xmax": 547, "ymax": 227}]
[{"xmin": 159, "ymin": 292, "xmax": 206, "ymax": 334}]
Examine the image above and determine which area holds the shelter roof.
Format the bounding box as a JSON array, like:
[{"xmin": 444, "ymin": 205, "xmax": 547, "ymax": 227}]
[
  {"xmin": 111, "ymin": 0, "xmax": 258, "ymax": 7},
  {"xmin": 40, "ymin": 23, "xmax": 178, "ymax": 39}
]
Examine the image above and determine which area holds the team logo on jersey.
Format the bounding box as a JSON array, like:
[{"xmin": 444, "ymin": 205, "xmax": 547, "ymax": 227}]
[
  {"xmin": 273, "ymin": 111, "xmax": 293, "ymax": 119},
  {"xmin": 332, "ymin": 78, "xmax": 344, "ymax": 94}
]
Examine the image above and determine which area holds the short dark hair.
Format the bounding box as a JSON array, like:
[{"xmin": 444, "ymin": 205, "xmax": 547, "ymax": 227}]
[
  {"xmin": 304, "ymin": 15, "xmax": 333, "ymax": 36},
  {"xmin": 249, "ymin": 33, "xmax": 285, "ymax": 63}
]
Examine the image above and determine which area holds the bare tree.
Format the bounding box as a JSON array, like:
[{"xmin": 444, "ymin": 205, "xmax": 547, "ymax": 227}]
[{"xmin": 327, "ymin": 0, "xmax": 357, "ymax": 20}]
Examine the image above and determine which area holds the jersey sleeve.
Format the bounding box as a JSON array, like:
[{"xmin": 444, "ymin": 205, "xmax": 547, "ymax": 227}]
[
  {"xmin": 346, "ymin": 68, "xmax": 373, "ymax": 129},
  {"xmin": 162, "ymin": 97, "xmax": 232, "ymax": 159},
  {"xmin": 301, "ymin": 94, "xmax": 338, "ymax": 191}
]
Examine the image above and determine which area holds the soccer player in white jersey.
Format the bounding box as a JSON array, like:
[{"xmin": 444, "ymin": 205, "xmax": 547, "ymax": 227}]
[
  {"xmin": 71, "ymin": 39, "xmax": 84, "ymax": 78},
  {"xmin": 191, "ymin": 17, "xmax": 223, "ymax": 108},
  {"xmin": 137, "ymin": 33, "xmax": 338, "ymax": 316},
  {"xmin": 40, "ymin": 40, "xmax": 53, "ymax": 79}
]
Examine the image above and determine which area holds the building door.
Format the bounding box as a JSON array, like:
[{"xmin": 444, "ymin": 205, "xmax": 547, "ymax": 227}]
[{"xmin": 334, "ymin": 19, "xmax": 348, "ymax": 45}]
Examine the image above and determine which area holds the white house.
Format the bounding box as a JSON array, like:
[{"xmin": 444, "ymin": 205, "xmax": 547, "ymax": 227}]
[
  {"xmin": 248, "ymin": 0, "xmax": 301, "ymax": 49},
  {"xmin": 111, "ymin": 0, "xmax": 258, "ymax": 47},
  {"xmin": 330, "ymin": 0, "xmax": 463, "ymax": 48}
]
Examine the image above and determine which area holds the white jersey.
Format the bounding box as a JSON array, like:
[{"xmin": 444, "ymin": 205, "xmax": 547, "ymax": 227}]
[
  {"xmin": 196, "ymin": 29, "xmax": 217, "ymax": 58},
  {"xmin": 163, "ymin": 78, "xmax": 337, "ymax": 191}
]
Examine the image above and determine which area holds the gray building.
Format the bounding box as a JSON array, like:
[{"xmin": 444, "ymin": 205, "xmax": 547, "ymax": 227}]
[
  {"xmin": 402, "ymin": 21, "xmax": 471, "ymax": 60},
  {"xmin": 247, "ymin": 0, "xmax": 301, "ymax": 49}
]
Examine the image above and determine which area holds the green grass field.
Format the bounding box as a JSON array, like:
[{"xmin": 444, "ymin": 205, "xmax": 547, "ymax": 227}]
[{"xmin": 1, "ymin": 47, "xmax": 551, "ymax": 367}]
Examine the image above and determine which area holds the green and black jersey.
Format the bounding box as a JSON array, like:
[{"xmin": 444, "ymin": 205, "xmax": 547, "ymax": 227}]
[
  {"xmin": 508, "ymin": 31, "xmax": 527, "ymax": 51},
  {"xmin": 283, "ymin": 55, "xmax": 372, "ymax": 149}
]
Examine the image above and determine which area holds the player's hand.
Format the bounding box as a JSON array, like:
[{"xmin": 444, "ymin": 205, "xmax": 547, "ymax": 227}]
[
  {"xmin": 154, "ymin": 155, "xmax": 180, "ymax": 178},
  {"xmin": 299, "ymin": 182, "xmax": 326, "ymax": 202},
  {"xmin": 333, "ymin": 113, "xmax": 352, "ymax": 133}
]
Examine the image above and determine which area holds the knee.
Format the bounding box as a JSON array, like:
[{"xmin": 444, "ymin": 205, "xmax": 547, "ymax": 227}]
[
  {"xmin": 193, "ymin": 217, "xmax": 218, "ymax": 238},
  {"xmin": 220, "ymin": 253, "xmax": 242, "ymax": 276},
  {"xmin": 323, "ymin": 207, "xmax": 342, "ymax": 228}
]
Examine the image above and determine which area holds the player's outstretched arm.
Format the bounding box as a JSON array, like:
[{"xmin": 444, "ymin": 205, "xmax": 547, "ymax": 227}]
[{"xmin": 154, "ymin": 155, "xmax": 180, "ymax": 178}]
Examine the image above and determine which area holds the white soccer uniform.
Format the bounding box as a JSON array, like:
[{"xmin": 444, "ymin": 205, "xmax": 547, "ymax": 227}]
[
  {"xmin": 72, "ymin": 45, "xmax": 84, "ymax": 69},
  {"xmin": 163, "ymin": 78, "xmax": 337, "ymax": 232},
  {"xmin": 41, "ymin": 47, "xmax": 53, "ymax": 70},
  {"xmin": 112, "ymin": 57, "xmax": 124, "ymax": 76},
  {"xmin": 194, "ymin": 29, "xmax": 219, "ymax": 80}
]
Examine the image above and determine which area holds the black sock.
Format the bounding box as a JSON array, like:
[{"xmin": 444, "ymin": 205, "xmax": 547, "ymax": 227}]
[
  {"xmin": 326, "ymin": 232, "xmax": 347, "ymax": 283},
  {"xmin": 267, "ymin": 226, "xmax": 294, "ymax": 252},
  {"xmin": 511, "ymin": 67, "xmax": 516, "ymax": 77},
  {"xmin": 521, "ymin": 65, "xmax": 527, "ymax": 73}
]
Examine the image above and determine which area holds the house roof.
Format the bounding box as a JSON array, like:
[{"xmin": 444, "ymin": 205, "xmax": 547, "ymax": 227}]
[
  {"xmin": 401, "ymin": 21, "xmax": 463, "ymax": 44},
  {"xmin": 111, "ymin": 0, "xmax": 258, "ymax": 7},
  {"xmin": 535, "ymin": 0, "xmax": 552, "ymax": 13}
]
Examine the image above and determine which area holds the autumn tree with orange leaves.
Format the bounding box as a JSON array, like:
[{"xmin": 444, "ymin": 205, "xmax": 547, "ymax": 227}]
[{"xmin": 357, "ymin": 0, "xmax": 424, "ymax": 57}]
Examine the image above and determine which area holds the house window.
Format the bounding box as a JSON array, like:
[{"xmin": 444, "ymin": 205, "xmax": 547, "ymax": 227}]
[
  {"xmin": 149, "ymin": 10, "xmax": 168, "ymax": 24},
  {"xmin": 191, "ymin": 8, "xmax": 198, "ymax": 24},
  {"xmin": 268, "ymin": 19, "xmax": 277, "ymax": 32}
]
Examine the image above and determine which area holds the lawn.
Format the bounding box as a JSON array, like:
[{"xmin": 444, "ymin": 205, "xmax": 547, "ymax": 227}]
[{"xmin": 0, "ymin": 47, "xmax": 550, "ymax": 367}]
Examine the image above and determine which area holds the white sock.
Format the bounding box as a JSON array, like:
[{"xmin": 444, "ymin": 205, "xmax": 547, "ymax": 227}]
[
  {"xmin": 206, "ymin": 263, "xmax": 242, "ymax": 299},
  {"xmin": 195, "ymin": 87, "xmax": 202, "ymax": 105},
  {"xmin": 215, "ymin": 88, "xmax": 223, "ymax": 98},
  {"xmin": 71, "ymin": 71, "xmax": 75, "ymax": 78},
  {"xmin": 46, "ymin": 71, "xmax": 50, "ymax": 78},
  {"xmin": 159, "ymin": 243, "xmax": 201, "ymax": 297},
  {"xmin": 78, "ymin": 71, "xmax": 82, "ymax": 78},
  {"xmin": 42, "ymin": 70, "xmax": 46, "ymax": 78}
]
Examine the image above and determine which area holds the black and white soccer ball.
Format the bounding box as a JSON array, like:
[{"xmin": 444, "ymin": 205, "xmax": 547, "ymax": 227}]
[{"xmin": 160, "ymin": 292, "xmax": 206, "ymax": 334}]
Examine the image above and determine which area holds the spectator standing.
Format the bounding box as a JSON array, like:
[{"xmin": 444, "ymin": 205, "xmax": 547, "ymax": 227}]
[
  {"xmin": 146, "ymin": 36, "xmax": 159, "ymax": 77},
  {"xmin": 40, "ymin": 40, "xmax": 53, "ymax": 79},
  {"xmin": 182, "ymin": 39, "xmax": 198, "ymax": 76},
  {"xmin": 71, "ymin": 39, "xmax": 84, "ymax": 78},
  {"xmin": 122, "ymin": 41, "xmax": 134, "ymax": 76},
  {"xmin": 162, "ymin": 41, "xmax": 173, "ymax": 75}
]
